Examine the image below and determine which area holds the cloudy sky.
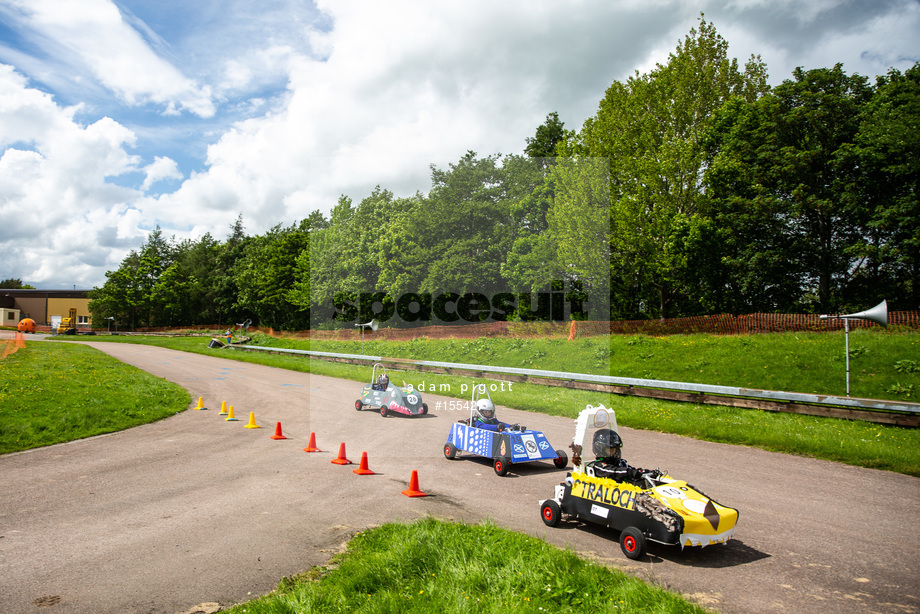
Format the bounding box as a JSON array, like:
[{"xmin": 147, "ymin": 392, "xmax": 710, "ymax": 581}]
[{"xmin": 1, "ymin": 0, "xmax": 917, "ymax": 289}]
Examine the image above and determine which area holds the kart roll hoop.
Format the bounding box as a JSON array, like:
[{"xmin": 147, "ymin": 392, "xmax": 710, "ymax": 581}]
[
  {"xmin": 371, "ymin": 362, "xmax": 389, "ymax": 390},
  {"xmin": 469, "ymin": 382, "xmax": 491, "ymax": 422}
]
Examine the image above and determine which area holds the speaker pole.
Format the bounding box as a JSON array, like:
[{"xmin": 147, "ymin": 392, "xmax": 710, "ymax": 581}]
[
  {"xmin": 354, "ymin": 322, "xmax": 365, "ymax": 355},
  {"xmin": 820, "ymin": 300, "xmax": 887, "ymax": 398},
  {"xmin": 844, "ymin": 318, "xmax": 851, "ymax": 397},
  {"xmin": 354, "ymin": 319, "xmax": 379, "ymax": 355}
]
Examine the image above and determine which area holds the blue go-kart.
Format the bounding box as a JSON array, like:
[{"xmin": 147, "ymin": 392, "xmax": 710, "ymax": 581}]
[{"xmin": 443, "ymin": 383, "xmax": 567, "ymax": 476}]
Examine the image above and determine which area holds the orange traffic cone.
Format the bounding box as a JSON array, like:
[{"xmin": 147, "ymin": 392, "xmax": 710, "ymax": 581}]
[
  {"xmin": 331, "ymin": 442, "xmax": 352, "ymax": 465},
  {"xmin": 353, "ymin": 451, "xmax": 375, "ymax": 475},
  {"xmin": 303, "ymin": 432, "xmax": 321, "ymax": 453},
  {"xmin": 225, "ymin": 406, "xmax": 238, "ymax": 421},
  {"xmin": 219, "ymin": 401, "xmax": 228, "ymax": 416},
  {"xmin": 244, "ymin": 412, "xmax": 261, "ymax": 429},
  {"xmin": 194, "ymin": 396, "xmax": 206, "ymax": 410},
  {"xmin": 270, "ymin": 422, "xmax": 287, "ymax": 440},
  {"xmin": 401, "ymin": 470, "xmax": 427, "ymax": 497}
]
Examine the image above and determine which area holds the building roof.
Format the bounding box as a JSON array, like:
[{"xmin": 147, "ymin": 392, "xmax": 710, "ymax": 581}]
[{"xmin": 1, "ymin": 289, "xmax": 91, "ymax": 299}]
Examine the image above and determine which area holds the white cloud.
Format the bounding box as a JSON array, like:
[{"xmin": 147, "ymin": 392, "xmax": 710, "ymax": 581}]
[
  {"xmin": 141, "ymin": 156, "xmax": 182, "ymax": 191},
  {"xmin": 219, "ymin": 45, "xmax": 298, "ymax": 95},
  {"xmin": 0, "ymin": 0, "xmax": 215, "ymax": 117},
  {"xmin": 0, "ymin": 64, "xmax": 77, "ymax": 148},
  {"xmin": 0, "ymin": 0, "xmax": 917, "ymax": 289},
  {"xmin": 146, "ymin": 0, "xmax": 682, "ymax": 235},
  {"xmin": 0, "ymin": 63, "xmax": 143, "ymax": 286}
]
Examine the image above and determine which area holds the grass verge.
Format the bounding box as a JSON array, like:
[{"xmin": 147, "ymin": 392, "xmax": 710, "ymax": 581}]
[
  {"xmin": 49, "ymin": 332, "xmax": 920, "ymax": 476},
  {"xmin": 51, "ymin": 328, "xmax": 920, "ymax": 402},
  {"xmin": 222, "ymin": 517, "xmax": 708, "ymax": 614},
  {"xmin": 0, "ymin": 342, "xmax": 189, "ymax": 454},
  {"xmin": 302, "ymin": 330, "xmax": 920, "ymax": 401}
]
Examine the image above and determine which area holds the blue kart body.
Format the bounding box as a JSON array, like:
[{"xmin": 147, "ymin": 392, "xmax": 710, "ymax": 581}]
[{"xmin": 443, "ymin": 384, "xmax": 567, "ymax": 476}]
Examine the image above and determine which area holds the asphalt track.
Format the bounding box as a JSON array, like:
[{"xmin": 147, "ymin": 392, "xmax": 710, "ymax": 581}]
[{"xmin": 1, "ymin": 338, "xmax": 919, "ymax": 613}]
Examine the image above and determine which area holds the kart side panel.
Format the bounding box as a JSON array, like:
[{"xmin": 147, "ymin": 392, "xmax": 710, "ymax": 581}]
[
  {"xmin": 448, "ymin": 422, "xmax": 500, "ymax": 458},
  {"xmin": 506, "ymin": 431, "xmax": 559, "ymax": 462},
  {"xmin": 447, "ymin": 423, "xmax": 560, "ymax": 463},
  {"xmin": 359, "ymin": 384, "xmax": 387, "ymax": 407},
  {"xmin": 561, "ymin": 474, "xmax": 682, "ymax": 545},
  {"xmin": 385, "ymin": 386, "xmax": 425, "ymax": 415},
  {"xmin": 360, "ymin": 383, "xmax": 425, "ymax": 415}
]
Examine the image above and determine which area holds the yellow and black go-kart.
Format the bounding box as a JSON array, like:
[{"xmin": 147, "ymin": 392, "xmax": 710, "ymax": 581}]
[{"xmin": 539, "ymin": 404, "xmax": 738, "ymax": 560}]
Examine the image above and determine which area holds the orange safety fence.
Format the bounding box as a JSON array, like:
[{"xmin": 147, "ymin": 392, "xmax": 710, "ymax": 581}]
[
  {"xmin": 1, "ymin": 332, "xmax": 26, "ymax": 359},
  {"xmin": 124, "ymin": 310, "xmax": 920, "ymax": 340},
  {"xmin": 300, "ymin": 311, "xmax": 918, "ymax": 340}
]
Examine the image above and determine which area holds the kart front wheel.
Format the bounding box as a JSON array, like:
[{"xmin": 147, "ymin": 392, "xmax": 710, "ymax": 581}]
[
  {"xmin": 493, "ymin": 457, "xmax": 510, "ymax": 476},
  {"xmin": 444, "ymin": 443, "xmax": 457, "ymax": 459},
  {"xmin": 620, "ymin": 527, "xmax": 646, "ymax": 560},
  {"xmin": 380, "ymin": 407, "xmax": 388, "ymax": 418},
  {"xmin": 354, "ymin": 400, "xmax": 363, "ymax": 411},
  {"xmin": 421, "ymin": 403, "xmax": 428, "ymax": 415},
  {"xmin": 553, "ymin": 450, "xmax": 568, "ymax": 469},
  {"xmin": 541, "ymin": 500, "xmax": 561, "ymax": 527}
]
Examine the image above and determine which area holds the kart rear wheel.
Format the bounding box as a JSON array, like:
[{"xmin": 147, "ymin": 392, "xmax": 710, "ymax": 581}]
[
  {"xmin": 493, "ymin": 457, "xmax": 510, "ymax": 476},
  {"xmin": 620, "ymin": 527, "xmax": 646, "ymax": 560},
  {"xmin": 354, "ymin": 400, "xmax": 363, "ymax": 411},
  {"xmin": 553, "ymin": 450, "xmax": 568, "ymax": 469},
  {"xmin": 541, "ymin": 500, "xmax": 561, "ymax": 527},
  {"xmin": 444, "ymin": 443, "xmax": 457, "ymax": 459},
  {"xmin": 380, "ymin": 407, "xmax": 388, "ymax": 417},
  {"xmin": 421, "ymin": 403, "xmax": 428, "ymax": 415}
]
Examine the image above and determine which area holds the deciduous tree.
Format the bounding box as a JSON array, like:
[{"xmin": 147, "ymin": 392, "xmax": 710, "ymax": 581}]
[{"xmin": 579, "ymin": 16, "xmax": 768, "ymax": 317}]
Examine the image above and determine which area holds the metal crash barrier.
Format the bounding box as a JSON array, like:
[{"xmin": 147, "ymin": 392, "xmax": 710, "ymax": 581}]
[{"xmin": 229, "ymin": 345, "xmax": 920, "ymax": 427}]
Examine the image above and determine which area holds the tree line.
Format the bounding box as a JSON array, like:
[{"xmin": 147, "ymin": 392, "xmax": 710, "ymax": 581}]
[{"xmin": 87, "ymin": 17, "xmax": 919, "ymax": 330}]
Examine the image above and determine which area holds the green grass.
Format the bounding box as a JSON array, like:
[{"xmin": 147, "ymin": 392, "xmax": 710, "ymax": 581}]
[
  {"xmin": 223, "ymin": 517, "xmax": 708, "ymax": 614},
  {"xmin": 49, "ymin": 330, "xmax": 920, "ymax": 476},
  {"xmin": 301, "ymin": 329, "xmax": 920, "ymax": 400},
  {"xmin": 56, "ymin": 328, "xmax": 920, "ymax": 402},
  {"xmin": 0, "ymin": 342, "xmax": 189, "ymax": 454}
]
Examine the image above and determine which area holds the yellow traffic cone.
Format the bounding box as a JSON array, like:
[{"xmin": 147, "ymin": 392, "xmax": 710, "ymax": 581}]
[
  {"xmin": 226, "ymin": 406, "xmax": 238, "ymax": 421},
  {"xmin": 194, "ymin": 396, "xmax": 205, "ymax": 410},
  {"xmin": 244, "ymin": 412, "xmax": 260, "ymax": 429},
  {"xmin": 219, "ymin": 401, "xmax": 228, "ymax": 415}
]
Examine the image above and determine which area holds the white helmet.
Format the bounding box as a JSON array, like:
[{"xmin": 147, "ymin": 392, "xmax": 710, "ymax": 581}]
[{"xmin": 475, "ymin": 398, "xmax": 495, "ymax": 421}]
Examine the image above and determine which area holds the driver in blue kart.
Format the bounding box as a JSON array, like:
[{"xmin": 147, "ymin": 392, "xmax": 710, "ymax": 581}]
[
  {"xmin": 588, "ymin": 429, "xmax": 654, "ymax": 485},
  {"xmin": 472, "ymin": 398, "xmax": 522, "ymax": 432}
]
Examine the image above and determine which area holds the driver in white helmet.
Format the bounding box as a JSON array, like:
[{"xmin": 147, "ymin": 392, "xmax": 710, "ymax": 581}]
[{"xmin": 472, "ymin": 398, "xmax": 515, "ymax": 432}]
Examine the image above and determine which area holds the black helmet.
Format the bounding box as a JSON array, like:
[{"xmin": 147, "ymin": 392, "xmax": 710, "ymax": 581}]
[{"xmin": 593, "ymin": 429, "xmax": 622, "ymax": 460}]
